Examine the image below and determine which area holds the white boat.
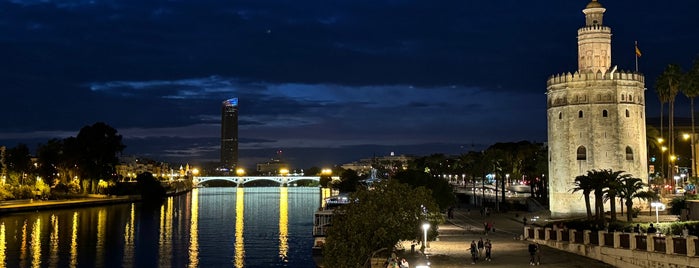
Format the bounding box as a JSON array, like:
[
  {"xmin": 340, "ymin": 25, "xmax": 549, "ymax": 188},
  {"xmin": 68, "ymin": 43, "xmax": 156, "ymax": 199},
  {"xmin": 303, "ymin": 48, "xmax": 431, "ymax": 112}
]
[{"xmin": 312, "ymin": 194, "xmax": 351, "ymax": 266}]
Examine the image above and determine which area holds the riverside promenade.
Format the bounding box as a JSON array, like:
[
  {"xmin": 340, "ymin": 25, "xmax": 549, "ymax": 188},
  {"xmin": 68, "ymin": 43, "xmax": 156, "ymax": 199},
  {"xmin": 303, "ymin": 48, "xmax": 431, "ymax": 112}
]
[
  {"xmin": 0, "ymin": 195, "xmax": 140, "ymax": 214},
  {"xmin": 402, "ymin": 206, "xmax": 615, "ymax": 267}
]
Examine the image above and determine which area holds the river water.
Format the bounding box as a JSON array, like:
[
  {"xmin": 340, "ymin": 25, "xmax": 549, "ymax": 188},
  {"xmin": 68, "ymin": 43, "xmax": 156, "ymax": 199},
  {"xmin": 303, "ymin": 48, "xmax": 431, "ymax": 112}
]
[{"xmin": 0, "ymin": 187, "xmax": 320, "ymax": 268}]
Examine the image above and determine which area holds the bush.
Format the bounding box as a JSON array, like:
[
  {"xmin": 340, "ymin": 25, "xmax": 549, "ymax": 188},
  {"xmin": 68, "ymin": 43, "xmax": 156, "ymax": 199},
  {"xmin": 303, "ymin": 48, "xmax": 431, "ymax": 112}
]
[{"xmin": 0, "ymin": 184, "xmax": 14, "ymax": 201}]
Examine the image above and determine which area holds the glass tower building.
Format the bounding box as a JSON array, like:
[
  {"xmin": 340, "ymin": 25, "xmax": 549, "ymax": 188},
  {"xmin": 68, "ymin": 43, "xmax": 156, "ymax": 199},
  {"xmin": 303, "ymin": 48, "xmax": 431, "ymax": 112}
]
[{"xmin": 221, "ymin": 98, "xmax": 239, "ymax": 169}]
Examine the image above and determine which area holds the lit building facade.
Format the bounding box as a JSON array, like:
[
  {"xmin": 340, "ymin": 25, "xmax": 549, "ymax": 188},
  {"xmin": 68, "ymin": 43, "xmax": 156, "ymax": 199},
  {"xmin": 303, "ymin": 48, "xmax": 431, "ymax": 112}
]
[
  {"xmin": 221, "ymin": 98, "xmax": 239, "ymax": 169},
  {"xmin": 546, "ymin": 0, "xmax": 647, "ymax": 217}
]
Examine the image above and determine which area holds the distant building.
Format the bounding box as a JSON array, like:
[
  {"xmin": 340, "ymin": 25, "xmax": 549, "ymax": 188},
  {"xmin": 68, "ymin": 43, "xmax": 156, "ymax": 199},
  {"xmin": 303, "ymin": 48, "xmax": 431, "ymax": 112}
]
[
  {"xmin": 341, "ymin": 152, "xmax": 413, "ymax": 177},
  {"xmin": 115, "ymin": 156, "xmax": 172, "ymax": 180},
  {"xmin": 546, "ymin": 0, "xmax": 647, "ymax": 217},
  {"xmin": 256, "ymin": 159, "xmax": 290, "ymax": 176},
  {"xmin": 221, "ymin": 98, "xmax": 239, "ymax": 169}
]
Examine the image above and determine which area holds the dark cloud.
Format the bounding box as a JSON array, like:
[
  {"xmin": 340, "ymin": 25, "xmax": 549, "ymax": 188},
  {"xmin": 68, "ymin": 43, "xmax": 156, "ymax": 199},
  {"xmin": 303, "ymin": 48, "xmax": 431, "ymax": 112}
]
[{"xmin": 1, "ymin": 0, "xmax": 698, "ymax": 168}]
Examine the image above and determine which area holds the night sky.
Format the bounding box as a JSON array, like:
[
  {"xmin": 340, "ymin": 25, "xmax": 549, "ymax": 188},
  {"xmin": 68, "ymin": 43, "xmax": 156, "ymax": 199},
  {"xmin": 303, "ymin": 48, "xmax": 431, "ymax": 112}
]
[{"xmin": 1, "ymin": 0, "xmax": 698, "ymax": 169}]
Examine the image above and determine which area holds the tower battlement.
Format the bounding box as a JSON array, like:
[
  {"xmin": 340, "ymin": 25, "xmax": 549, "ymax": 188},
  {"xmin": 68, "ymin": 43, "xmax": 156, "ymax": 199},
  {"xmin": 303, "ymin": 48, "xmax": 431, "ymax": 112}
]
[
  {"xmin": 547, "ymin": 69, "xmax": 644, "ymax": 87},
  {"xmin": 577, "ymin": 25, "xmax": 611, "ymax": 34}
]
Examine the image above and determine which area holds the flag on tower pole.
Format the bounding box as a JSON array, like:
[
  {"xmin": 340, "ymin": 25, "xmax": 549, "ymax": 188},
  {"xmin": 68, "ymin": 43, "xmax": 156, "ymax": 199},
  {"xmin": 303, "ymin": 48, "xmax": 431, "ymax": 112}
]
[{"xmin": 635, "ymin": 41, "xmax": 642, "ymax": 72}]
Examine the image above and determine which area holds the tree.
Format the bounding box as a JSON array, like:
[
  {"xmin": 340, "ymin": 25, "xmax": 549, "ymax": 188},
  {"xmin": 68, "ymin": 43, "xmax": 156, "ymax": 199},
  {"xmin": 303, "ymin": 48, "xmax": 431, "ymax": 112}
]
[
  {"xmin": 322, "ymin": 180, "xmax": 440, "ymax": 267},
  {"xmin": 683, "ymin": 57, "xmax": 699, "ymax": 177},
  {"xmin": 393, "ymin": 169, "xmax": 456, "ymax": 211},
  {"xmin": 602, "ymin": 171, "xmax": 632, "ymax": 222},
  {"xmin": 572, "ymin": 174, "xmax": 594, "ymax": 221},
  {"xmin": 336, "ymin": 169, "xmax": 362, "ymax": 193},
  {"xmin": 5, "ymin": 144, "xmax": 32, "ymax": 185},
  {"xmin": 617, "ymin": 177, "xmax": 657, "ymax": 222},
  {"xmin": 36, "ymin": 138, "xmax": 64, "ymax": 186},
  {"xmin": 64, "ymin": 122, "xmax": 125, "ymax": 193},
  {"xmin": 656, "ymin": 64, "xmax": 683, "ymax": 186}
]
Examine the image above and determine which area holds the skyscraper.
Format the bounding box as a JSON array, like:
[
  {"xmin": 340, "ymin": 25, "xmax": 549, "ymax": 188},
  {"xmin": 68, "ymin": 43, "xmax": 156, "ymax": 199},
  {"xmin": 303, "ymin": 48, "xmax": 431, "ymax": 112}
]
[
  {"xmin": 546, "ymin": 0, "xmax": 647, "ymax": 217},
  {"xmin": 221, "ymin": 98, "xmax": 239, "ymax": 169}
]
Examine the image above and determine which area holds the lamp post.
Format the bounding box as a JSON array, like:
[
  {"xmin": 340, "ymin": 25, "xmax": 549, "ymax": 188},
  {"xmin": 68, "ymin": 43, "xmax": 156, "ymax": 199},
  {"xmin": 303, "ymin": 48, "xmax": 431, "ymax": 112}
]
[
  {"xmin": 650, "ymin": 202, "xmax": 665, "ymax": 224},
  {"xmin": 421, "ymin": 223, "xmax": 430, "ymax": 252}
]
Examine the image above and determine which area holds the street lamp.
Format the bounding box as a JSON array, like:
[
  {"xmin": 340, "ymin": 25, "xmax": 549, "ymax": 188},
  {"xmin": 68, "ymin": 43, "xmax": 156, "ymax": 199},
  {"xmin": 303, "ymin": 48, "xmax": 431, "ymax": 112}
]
[
  {"xmin": 235, "ymin": 168, "xmax": 245, "ymax": 176},
  {"xmin": 650, "ymin": 202, "xmax": 665, "ymax": 224},
  {"xmin": 421, "ymin": 223, "xmax": 430, "ymax": 252}
]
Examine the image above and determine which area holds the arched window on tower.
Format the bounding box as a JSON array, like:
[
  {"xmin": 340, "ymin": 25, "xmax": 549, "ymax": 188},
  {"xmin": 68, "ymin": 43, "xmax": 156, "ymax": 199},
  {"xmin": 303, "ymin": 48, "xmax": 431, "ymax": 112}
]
[
  {"xmin": 559, "ymin": 112, "xmax": 562, "ymax": 119},
  {"xmin": 626, "ymin": 146, "xmax": 634, "ymax": 160},
  {"xmin": 621, "ymin": 94, "xmax": 625, "ymax": 101},
  {"xmin": 629, "ymin": 94, "xmax": 633, "ymax": 101},
  {"xmin": 577, "ymin": 146, "xmax": 587, "ymax": 160},
  {"xmin": 602, "ymin": 110, "xmax": 608, "ymax": 117},
  {"xmin": 579, "ymin": 111, "xmax": 584, "ymax": 118},
  {"xmin": 626, "ymin": 109, "xmax": 630, "ymax": 117}
]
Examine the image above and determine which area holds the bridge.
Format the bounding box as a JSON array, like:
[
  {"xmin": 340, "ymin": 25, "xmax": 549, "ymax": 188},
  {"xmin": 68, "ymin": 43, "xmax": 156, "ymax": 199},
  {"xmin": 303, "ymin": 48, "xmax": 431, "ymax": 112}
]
[{"xmin": 193, "ymin": 176, "xmax": 340, "ymax": 187}]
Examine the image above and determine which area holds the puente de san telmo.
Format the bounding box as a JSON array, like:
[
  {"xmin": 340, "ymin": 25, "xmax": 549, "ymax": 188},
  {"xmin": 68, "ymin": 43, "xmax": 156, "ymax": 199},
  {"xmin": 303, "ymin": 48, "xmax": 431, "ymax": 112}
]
[{"xmin": 193, "ymin": 176, "xmax": 340, "ymax": 187}]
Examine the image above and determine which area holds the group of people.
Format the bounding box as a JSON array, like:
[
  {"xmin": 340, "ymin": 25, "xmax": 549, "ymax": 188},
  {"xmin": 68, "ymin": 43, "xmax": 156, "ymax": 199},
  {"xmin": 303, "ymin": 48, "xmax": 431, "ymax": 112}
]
[
  {"xmin": 385, "ymin": 252, "xmax": 410, "ymax": 268},
  {"xmin": 469, "ymin": 238, "xmax": 492, "ymax": 264}
]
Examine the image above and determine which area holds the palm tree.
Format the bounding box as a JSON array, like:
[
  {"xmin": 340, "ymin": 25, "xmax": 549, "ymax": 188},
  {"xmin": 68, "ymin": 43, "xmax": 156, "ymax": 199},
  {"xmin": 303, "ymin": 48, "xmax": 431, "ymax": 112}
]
[
  {"xmin": 657, "ymin": 64, "xmax": 684, "ymax": 187},
  {"xmin": 572, "ymin": 174, "xmax": 594, "ymax": 221},
  {"xmin": 617, "ymin": 177, "xmax": 657, "ymax": 222},
  {"xmin": 684, "ymin": 57, "xmax": 699, "ymax": 177},
  {"xmin": 600, "ymin": 170, "xmax": 631, "ymax": 222}
]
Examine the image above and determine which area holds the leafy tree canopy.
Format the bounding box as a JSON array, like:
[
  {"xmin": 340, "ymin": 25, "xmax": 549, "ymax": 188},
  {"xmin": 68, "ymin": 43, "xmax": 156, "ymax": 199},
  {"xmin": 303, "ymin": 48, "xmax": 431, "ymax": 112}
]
[
  {"xmin": 323, "ymin": 180, "xmax": 440, "ymax": 267},
  {"xmin": 393, "ymin": 169, "xmax": 456, "ymax": 210}
]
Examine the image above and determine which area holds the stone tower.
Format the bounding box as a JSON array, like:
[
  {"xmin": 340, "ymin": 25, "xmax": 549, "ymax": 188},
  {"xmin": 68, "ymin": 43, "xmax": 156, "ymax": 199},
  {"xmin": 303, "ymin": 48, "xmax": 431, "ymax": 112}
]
[{"xmin": 546, "ymin": 0, "xmax": 647, "ymax": 218}]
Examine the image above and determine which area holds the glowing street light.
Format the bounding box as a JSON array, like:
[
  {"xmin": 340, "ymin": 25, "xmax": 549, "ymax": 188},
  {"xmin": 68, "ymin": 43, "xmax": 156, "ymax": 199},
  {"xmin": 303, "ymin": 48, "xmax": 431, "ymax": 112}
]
[
  {"xmin": 321, "ymin": 168, "xmax": 332, "ymax": 175},
  {"xmin": 235, "ymin": 168, "xmax": 245, "ymax": 176},
  {"xmin": 279, "ymin": 168, "xmax": 289, "ymax": 176},
  {"xmin": 421, "ymin": 223, "xmax": 430, "ymax": 252},
  {"xmin": 650, "ymin": 202, "xmax": 665, "ymax": 224}
]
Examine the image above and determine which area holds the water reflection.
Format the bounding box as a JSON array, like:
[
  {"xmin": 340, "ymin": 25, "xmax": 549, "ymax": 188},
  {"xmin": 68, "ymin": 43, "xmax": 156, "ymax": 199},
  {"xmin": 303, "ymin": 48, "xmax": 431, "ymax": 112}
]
[
  {"xmin": 0, "ymin": 223, "xmax": 5, "ymax": 267},
  {"xmin": 159, "ymin": 198, "xmax": 174, "ymax": 268},
  {"xmin": 97, "ymin": 209, "xmax": 106, "ymax": 267},
  {"xmin": 189, "ymin": 189, "xmax": 199, "ymax": 268},
  {"xmin": 235, "ymin": 187, "xmax": 245, "ymax": 267},
  {"xmin": 20, "ymin": 220, "xmax": 27, "ymax": 267},
  {"xmin": 123, "ymin": 204, "xmax": 135, "ymax": 268},
  {"xmin": 279, "ymin": 187, "xmax": 288, "ymax": 262},
  {"xmin": 31, "ymin": 218, "xmax": 41, "ymax": 268},
  {"xmin": 49, "ymin": 215, "xmax": 58, "ymax": 268},
  {"xmin": 0, "ymin": 187, "xmax": 319, "ymax": 267},
  {"xmin": 70, "ymin": 212, "xmax": 78, "ymax": 268}
]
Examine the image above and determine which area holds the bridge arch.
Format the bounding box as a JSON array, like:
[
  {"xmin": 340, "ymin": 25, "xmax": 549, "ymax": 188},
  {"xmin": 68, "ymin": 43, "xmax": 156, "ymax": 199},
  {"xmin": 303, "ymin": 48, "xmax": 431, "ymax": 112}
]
[{"xmin": 193, "ymin": 176, "xmax": 339, "ymax": 187}]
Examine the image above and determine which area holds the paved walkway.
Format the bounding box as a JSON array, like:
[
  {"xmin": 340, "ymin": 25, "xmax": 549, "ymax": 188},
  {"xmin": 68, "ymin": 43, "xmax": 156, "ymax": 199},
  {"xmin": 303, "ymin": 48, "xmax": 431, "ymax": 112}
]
[{"xmin": 396, "ymin": 205, "xmax": 615, "ymax": 267}]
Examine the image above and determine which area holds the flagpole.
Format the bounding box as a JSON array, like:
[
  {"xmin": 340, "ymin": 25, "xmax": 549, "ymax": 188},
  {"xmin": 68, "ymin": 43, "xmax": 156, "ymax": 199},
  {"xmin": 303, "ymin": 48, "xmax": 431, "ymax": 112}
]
[{"xmin": 635, "ymin": 41, "xmax": 639, "ymax": 72}]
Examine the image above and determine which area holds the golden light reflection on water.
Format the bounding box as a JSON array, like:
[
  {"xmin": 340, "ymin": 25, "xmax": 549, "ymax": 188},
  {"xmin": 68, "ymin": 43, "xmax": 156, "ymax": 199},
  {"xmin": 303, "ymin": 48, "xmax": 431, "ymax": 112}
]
[
  {"xmin": 188, "ymin": 189, "xmax": 199, "ymax": 268},
  {"xmin": 49, "ymin": 214, "xmax": 59, "ymax": 268},
  {"xmin": 159, "ymin": 198, "xmax": 174, "ymax": 268},
  {"xmin": 123, "ymin": 204, "xmax": 135, "ymax": 268},
  {"xmin": 0, "ymin": 223, "xmax": 5, "ymax": 267},
  {"xmin": 70, "ymin": 212, "xmax": 78, "ymax": 268},
  {"xmin": 279, "ymin": 187, "xmax": 288, "ymax": 262},
  {"xmin": 31, "ymin": 218, "xmax": 41, "ymax": 268},
  {"xmin": 20, "ymin": 220, "xmax": 27, "ymax": 267},
  {"xmin": 96, "ymin": 209, "xmax": 106, "ymax": 267},
  {"xmin": 235, "ymin": 187, "xmax": 244, "ymax": 268}
]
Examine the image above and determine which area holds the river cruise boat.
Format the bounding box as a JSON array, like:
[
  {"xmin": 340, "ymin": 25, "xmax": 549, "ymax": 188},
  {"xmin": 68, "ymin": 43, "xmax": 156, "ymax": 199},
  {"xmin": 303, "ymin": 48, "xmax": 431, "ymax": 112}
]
[{"xmin": 312, "ymin": 193, "xmax": 351, "ymax": 266}]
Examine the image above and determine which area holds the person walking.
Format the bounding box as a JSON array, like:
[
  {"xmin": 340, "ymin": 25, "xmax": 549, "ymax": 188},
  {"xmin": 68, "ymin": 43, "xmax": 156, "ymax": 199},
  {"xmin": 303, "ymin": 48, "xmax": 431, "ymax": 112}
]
[
  {"xmin": 528, "ymin": 242, "xmax": 537, "ymax": 265},
  {"xmin": 470, "ymin": 240, "xmax": 478, "ymax": 264},
  {"xmin": 477, "ymin": 238, "xmax": 484, "ymax": 259},
  {"xmin": 484, "ymin": 239, "xmax": 492, "ymax": 261},
  {"xmin": 535, "ymin": 242, "xmax": 542, "ymax": 265}
]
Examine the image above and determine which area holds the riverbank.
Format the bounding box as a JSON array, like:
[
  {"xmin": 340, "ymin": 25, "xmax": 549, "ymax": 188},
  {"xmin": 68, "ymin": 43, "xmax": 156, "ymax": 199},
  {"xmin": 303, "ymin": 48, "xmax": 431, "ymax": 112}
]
[{"xmin": 0, "ymin": 195, "xmax": 141, "ymax": 214}]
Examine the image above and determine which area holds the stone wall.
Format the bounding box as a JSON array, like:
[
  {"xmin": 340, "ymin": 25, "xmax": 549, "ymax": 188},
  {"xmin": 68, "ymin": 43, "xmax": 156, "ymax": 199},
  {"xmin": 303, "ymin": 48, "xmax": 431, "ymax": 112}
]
[{"xmin": 524, "ymin": 226, "xmax": 699, "ymax": 268}]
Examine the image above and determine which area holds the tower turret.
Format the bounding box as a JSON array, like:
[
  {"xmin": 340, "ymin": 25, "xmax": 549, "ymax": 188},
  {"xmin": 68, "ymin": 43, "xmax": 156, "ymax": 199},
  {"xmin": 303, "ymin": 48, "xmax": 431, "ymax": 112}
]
[{"xmin": 578, "ymin": 0, "xmax": 611, "ymax": 74}]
